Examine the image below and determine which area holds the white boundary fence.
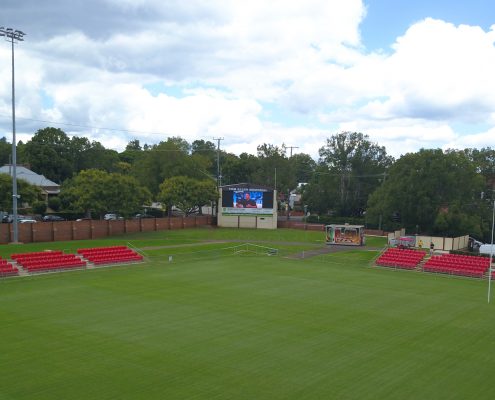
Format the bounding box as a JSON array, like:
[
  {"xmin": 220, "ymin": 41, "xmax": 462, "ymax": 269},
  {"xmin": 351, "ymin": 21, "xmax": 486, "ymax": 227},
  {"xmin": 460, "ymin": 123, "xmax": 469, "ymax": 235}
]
[{"xmin": 387, "ymin": 231, "xmax": 469, "ymax": 251}]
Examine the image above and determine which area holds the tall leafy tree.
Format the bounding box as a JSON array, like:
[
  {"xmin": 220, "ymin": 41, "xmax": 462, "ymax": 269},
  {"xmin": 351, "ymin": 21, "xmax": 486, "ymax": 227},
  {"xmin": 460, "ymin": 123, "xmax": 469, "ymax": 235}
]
[
  {"xmin": 464, "ymin": 147, "xmax": 495, "ymax": 180},
  {"xmin": 301, "ymin": 164, "xmax": 337, "ymax": 215},
  {"xmin": 289, "ymin": 153, "xmax": 316, "ymax": 184},
  {"xmin": 22, "ymin": 127, "xmax": 73, "ymax": 183},
  {"xmin": 119, "ymin": 139, "xmax": 143, "ymax": 165},
  {"xmin": 314, "ymin": 132, "xmax": 393, "ymax": 216},
  {"xmin": 158, "ymin": 176, "xmax": 217, "ymax": 216},
  {"xmin": 131, "ymin": 137, "xmax": 204, "ymax": 196},
  {"xmin": 70, "ymin": 137, "xmax": 120, "ymax": 173},
  {"xmin": 0, "ymin": 137, "xmax": 11, "ymax": 166},
  {"xmin": 462, "ymin": 147, "xmax": 495, "ymax": 240},
  {"xmin": 252, "ymin": 143, "xmax": 296, "ymax": 193},
  {"xmin": 60, "ymin": 169, "xmax": 151, "ymax": 218},
  {"xmin": 191, "ymin": 139, "xmax": 217, "ymax": 179},
  {"xmin": 222, "ymin": 152, "xmax": 259, "ymax": 185},
  {"xmin": 0, "ymin": 173, "xmax": 41, "ymax": 212},
  {"xmin": 191, "ymin": 139, "xmax": 217, "ymax": 178},
  {"xmin": 366, "ymin": 149, "xmax": 484, "ymax": 235}
]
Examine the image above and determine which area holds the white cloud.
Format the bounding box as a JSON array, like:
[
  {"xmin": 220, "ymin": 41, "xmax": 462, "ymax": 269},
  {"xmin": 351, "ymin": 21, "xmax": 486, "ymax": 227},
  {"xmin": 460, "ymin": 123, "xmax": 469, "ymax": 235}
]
[
  {"xmin": 1, "ymin": 2, "xmax": 495, "ymax": 162},
  {"xmin": 378, "ymin": 19, "xmax": 495, "ymax": 121},
  {"xmin": 39, "ymin": 81, "xmax": 264, "ymax": 149},
  {"xmin": 444, "ymin": 127, "xmax": 495, "ymax": 150},
  {"xmin": 337, "ymin": 118, "xmax": 458, "ymax": 157}
]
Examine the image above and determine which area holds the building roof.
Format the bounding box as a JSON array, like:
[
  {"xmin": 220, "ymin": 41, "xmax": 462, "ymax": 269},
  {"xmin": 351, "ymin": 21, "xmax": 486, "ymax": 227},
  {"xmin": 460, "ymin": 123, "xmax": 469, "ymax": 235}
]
[{"xmin": 0, "ymin": 165, "xmax": 60, "ymax": 192}]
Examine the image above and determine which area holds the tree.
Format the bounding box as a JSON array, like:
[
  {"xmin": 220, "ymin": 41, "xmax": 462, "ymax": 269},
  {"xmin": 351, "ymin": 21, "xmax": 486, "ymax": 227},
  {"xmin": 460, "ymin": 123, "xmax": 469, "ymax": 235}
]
[
  {"xmin": 21, "ymin": 127, "xmax": 73, "ymax": 183},
  {"xmin": 59, "ymin": 169, "xmax": 151, "ymax": 218},
  {"xmin": 222, "ymin": 152, "xmax": 259, "ymax": 185},
  {"xmin": 464, "ymin": 147, "xmax": 495, "ymax": 180},
  {"xmin": 252, "ymin": 144, "xmax": 296, "ymax": 193},
  {"xmin": 313, "ymin": 132, "xmax": 393, "ymax": 216},
  {"xmin": 0, "ymin": 137, "xmax": 11, "ymax": 166},
  {"xmin": 289, "ymin": 153, "xmax": 316, "ymax": 183},
  {"xmin": 48, "ymin": 196, "xmax": 61, "ymax": 212},
  {"xmin": 462, "ymin": 147, "xmax": 495, "ymax": 241},
  {"xmin": 366, "ymin": 149, "xmax": 484, "ymax": 234},
  {"xmin": 433, "ymin": 202, "xmax": 483, "ymax": 238},
  {"xmin": 158, "ymin": 176, "xmax": 218, "ymax": 216},
  {"xmin": 131, "ymin": 138, "xmax": 205, "ymax": 196},
  {"xmin": 195, "ymin": 179, "xmax": 219, "ymax": 214},
  {"xmin": 0, "ymin": 173, "xmax": 41, "ymax": 212},
  {"xmin": 119, "ymin": 139, "xmax": 143, "ymax": 165},
  {"xmin": 191, "ymin": 139, "xmax": 217, "ymax": 178},
  {"xmin": 191, "ymin": 140, "xmax": 216, "ymax": 155},
  {"xmin": 301, "ymin": 164, "xmax": 337, "ymax": 215},
  {"xmin": 32, "ymin": 201, "xmax": 47, "ymax": 215},
  {"xmin": 71, "ymin": 137, "xmax": 120, "ymax": 173}
]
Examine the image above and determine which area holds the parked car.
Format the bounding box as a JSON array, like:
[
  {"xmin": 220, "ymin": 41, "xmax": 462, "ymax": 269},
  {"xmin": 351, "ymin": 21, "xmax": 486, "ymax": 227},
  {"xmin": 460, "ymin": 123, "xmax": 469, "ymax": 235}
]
[
  {"xmin": 3, "ymin": 214, "xmax": 27, "ymax": 223},
  {"xmin": 104, "ymin": 213, "xmax": 124, "ymax": 220},
  {"xmin": 133, "ymin": 213, "xmax": 155, "ymax": 219},
  {"xmin": 19, "ymin": 218, "xmax": 37, "ymax": 223},
  {"xmin": 43, "ymin": 215, "xmax": 66, "ymax": 222}
]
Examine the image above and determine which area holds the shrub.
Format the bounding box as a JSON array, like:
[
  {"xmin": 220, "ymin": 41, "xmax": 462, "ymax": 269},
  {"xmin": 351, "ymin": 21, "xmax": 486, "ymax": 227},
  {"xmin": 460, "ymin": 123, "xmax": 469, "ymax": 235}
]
[
  {"xmin": 48, "ymin": 196, "xmax": 61, "ymax": 211},
  {"xmin": 32, "ymin": 201, "xmax": 47, "ymax": 215}
]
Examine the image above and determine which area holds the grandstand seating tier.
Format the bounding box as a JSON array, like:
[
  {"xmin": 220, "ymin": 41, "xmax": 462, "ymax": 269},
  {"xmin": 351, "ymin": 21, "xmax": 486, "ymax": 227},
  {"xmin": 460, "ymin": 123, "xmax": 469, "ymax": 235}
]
[
  {"xmin": 376, "ymin": 248, "xmax": 426, "ymax": 270},
  {"xmin": 2, "ymin": 246, "xmax": 143, "ymax": 276},
  {"xmin": 423, "ymin": 253, "xmax": 490, "ymax": 279},
  {"xmin": 12, "ymin": 251, "xmax": 87, "ymax": 274},
  {"xmin": 77, "ymin": 246, "xmax": 143, "ymax": 266}
]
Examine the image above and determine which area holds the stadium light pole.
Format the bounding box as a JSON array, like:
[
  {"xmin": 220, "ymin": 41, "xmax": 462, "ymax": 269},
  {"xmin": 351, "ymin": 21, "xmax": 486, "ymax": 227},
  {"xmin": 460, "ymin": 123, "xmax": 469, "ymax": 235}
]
[
  {"xmin": 487, "ymin": 199, "xmax": 495, "ymax": 303},
  {"xmin": 0, "ymin": 27, "xmax": 25, "ymax": 243}
]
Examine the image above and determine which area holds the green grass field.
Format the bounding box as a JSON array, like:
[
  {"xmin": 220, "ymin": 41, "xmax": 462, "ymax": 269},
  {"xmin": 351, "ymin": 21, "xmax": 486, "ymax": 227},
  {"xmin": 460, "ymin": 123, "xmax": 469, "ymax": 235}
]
[{"xmin": 0, "ymin": 229, "xmax": 493, "ymax": 399}]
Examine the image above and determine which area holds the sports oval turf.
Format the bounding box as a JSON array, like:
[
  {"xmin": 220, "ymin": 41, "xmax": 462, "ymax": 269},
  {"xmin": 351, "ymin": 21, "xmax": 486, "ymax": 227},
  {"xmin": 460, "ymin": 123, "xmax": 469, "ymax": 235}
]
[{"xmin": 0, "ymin": 250, "xmax": 494, "ymax": 399}]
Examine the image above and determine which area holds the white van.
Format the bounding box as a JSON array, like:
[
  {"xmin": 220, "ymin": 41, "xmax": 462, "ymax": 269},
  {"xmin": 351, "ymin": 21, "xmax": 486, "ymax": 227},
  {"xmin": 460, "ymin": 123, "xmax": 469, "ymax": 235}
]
[
  {"xmin": 104, "ymin": 213, "xmax": 123, "ymax": 220},
  {"xmin": 479, "ymin": 244, "xmax": 495, "ymax": 256}
]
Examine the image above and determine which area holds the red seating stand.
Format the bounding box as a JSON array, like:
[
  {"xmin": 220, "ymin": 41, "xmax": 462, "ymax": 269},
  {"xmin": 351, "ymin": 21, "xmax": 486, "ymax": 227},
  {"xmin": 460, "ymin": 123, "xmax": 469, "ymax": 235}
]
[
  {"xmin": 423, "ymin": 254, "xmax": 490, "ymax": 278},
  {"xmin": 376, "ymin": 248, "xmax": 426, "ymax": 270},
  {"xmin": 11, "ymin": 250, "xmax": 86, "ymax": 273},
  {"xmin": 0, "ymin": 257, "xmax": 19, "ymax": 277},
  {"xmin": 77, "ymin": 246, "xmax": 143, "ymax": 266}
]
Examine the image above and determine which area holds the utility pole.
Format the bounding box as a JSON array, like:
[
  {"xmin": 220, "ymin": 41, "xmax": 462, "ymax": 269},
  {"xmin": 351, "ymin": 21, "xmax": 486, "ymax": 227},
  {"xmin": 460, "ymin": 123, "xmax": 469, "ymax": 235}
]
[
  {"xmin": 488, "ymin": 198, "xmax": 495, "ymax": 303},
  {"xmin": 286, "ymin": 146, "xmax": 299, "ymax": 158},
  {"xmin": 378, "ymin": 171, "xmax": 387, "ymax": 231},
  {"xmin": 286, "ymin": 188, "xmax": 290, "ymax": 221},
  {"xmin": 0, "ymin": 27, "xmax": 25, "ymax": 243},
  {"xmin": 213, "ymin": 137, "xmax": 224, "ymax": 187}
]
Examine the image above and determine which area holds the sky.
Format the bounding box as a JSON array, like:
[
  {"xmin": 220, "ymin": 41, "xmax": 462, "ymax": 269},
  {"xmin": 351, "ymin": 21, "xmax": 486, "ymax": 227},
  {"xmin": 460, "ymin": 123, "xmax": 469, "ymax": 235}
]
[{"xmin": 1, "ymin": 0, "xmax": 495, "ymax": 160}]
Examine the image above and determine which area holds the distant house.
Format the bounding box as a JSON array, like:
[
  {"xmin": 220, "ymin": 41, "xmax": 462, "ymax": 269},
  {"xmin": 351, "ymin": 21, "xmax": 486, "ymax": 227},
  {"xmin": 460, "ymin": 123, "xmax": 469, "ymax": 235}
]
[{"xmin": 0, "ymin": 165, "xmax": 60, "ymax": 200}]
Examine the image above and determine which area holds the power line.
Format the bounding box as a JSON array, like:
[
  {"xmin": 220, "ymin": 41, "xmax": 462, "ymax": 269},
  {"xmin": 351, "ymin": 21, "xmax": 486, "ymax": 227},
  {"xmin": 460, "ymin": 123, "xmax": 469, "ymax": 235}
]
[{"xmin": 0, "ymin": 114, "xmax": 171, "ymax": 137}]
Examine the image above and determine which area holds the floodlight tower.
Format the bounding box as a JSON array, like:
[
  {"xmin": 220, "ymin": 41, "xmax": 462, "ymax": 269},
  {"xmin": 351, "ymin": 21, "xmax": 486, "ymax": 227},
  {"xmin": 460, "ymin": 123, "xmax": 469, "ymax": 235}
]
[{"xmin": 0, "ymin": 27, "xmax": 25, "ymax": 243}]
